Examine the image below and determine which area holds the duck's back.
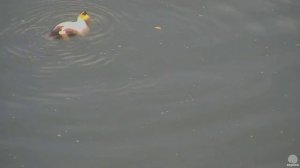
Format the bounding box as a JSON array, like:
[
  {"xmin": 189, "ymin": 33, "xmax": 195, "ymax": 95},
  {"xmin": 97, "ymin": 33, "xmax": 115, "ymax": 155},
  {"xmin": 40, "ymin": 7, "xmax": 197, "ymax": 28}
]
[{"xmin": 49, "ymin": 16, "xmax": 90, "ymax": 39}]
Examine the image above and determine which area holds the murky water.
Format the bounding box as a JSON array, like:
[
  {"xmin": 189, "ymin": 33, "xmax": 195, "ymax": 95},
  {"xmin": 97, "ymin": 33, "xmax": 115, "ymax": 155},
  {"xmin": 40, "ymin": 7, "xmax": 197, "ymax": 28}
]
[{"xmin": 1, "ymin": 0, "xmax": 299, "ymax": 167}]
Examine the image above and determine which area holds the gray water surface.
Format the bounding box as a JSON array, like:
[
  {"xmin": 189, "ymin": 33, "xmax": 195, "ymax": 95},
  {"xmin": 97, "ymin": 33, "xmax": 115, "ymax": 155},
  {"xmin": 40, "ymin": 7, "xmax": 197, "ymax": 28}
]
[{"xmin": 1, "ymin": 0, "xmax": 300, "ymax": 167}]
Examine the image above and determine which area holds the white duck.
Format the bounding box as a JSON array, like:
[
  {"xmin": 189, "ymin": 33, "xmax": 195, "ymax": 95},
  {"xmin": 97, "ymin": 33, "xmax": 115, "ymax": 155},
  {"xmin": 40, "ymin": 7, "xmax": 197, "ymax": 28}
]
[{"xmin": 49, "ymin": 11, "xmax": 91, "ymax": 40}]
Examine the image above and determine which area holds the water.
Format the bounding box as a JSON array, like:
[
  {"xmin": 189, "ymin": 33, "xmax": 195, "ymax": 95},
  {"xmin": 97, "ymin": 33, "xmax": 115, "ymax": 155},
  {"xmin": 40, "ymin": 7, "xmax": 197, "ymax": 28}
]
[{"xmin": 1, "ymin": 0, "xmax": 299, "ymax": 167}]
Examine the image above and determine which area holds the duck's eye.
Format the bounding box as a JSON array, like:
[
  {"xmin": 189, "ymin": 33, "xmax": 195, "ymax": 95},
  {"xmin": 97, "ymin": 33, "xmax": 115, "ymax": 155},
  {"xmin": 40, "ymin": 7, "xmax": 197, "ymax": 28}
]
[{"xmin": 82, "ymin": 11, "xmax": 87, "ymax": 15}]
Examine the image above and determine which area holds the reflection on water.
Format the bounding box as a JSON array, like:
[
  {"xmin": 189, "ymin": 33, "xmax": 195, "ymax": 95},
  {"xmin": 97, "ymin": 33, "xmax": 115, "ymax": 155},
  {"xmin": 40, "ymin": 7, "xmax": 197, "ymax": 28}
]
[{"xmin": 0, "ymin": 0, "xmax": 299, "ymax": 167}]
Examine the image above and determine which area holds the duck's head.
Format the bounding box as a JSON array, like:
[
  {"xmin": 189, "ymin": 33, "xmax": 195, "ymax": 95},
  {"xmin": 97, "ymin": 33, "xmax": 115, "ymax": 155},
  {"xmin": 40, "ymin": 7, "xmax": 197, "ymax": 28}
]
[{"xmin": 78, "ymin": 11, "xmax": 91, "ymax": 26}]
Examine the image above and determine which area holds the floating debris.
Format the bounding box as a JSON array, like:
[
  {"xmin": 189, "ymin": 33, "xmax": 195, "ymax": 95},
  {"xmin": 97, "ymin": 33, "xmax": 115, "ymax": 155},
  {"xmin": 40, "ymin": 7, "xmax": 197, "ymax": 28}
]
[{"xmin": 154, "ymin": 26, "xmax": 162, "ymax": 31}]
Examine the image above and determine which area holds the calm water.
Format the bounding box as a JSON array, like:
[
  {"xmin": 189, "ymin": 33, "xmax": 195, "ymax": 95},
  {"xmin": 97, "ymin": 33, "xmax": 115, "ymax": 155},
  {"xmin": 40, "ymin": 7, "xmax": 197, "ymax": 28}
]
[{"xmin": 1, "ymin": 0, "xmax": 300, "ymax": 167}]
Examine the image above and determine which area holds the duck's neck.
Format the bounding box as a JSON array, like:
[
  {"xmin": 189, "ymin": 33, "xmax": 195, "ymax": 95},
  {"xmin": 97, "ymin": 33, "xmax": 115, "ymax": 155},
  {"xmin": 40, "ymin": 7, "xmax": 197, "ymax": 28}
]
[
  {"xmin": 77, "ymin": 17, "xmax": 85, "ymax": 23},
  {"xmin": 77, "ymin": 18, "xmax": 90, "ymax": 27}
]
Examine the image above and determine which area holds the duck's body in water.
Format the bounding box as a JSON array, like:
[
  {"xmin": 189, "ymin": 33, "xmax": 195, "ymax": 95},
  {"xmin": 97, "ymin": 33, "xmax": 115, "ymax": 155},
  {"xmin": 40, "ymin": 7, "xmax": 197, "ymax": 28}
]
[{"xmin": 49, "ymin": 11, "xmax": 91, "ymax": 40}]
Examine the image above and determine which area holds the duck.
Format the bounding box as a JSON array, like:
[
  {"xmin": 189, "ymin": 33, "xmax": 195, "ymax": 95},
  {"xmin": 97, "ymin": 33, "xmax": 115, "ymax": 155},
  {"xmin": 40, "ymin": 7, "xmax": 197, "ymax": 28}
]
[{"xmin": 49, "ymin": 11, "xmax": 91, "ymax": 40}]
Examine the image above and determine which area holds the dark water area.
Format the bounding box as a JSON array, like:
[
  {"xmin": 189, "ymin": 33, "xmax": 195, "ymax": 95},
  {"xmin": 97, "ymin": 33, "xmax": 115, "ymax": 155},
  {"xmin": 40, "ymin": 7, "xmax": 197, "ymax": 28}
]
[{"xmin": 0, "ymin": 0, "xmax": 300, "ymax": 167}]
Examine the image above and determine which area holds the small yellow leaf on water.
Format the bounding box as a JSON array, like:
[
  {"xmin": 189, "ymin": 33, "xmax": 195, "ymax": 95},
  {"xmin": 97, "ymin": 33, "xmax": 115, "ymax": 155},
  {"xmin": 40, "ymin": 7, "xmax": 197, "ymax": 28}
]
[{"xmin": 154, "ymin": 26, "xmax": 162, "ymax": 31}]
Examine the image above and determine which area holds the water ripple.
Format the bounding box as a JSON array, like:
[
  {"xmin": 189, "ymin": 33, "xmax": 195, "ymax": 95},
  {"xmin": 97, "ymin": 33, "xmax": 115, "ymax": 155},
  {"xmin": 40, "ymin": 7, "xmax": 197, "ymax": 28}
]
[
  {"xmin": 1, "ymin": 0, "xmax": 207, "ymax": 103},
  {"xmin": 0, "ymin": 0, "xmax": 133, "ymax": 102},
  {"xmin": 0, "ymin": 0, "xmax": 126, "ymax": 69}
]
